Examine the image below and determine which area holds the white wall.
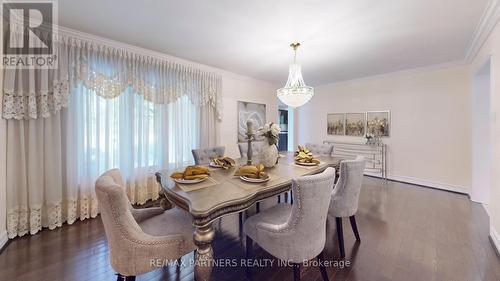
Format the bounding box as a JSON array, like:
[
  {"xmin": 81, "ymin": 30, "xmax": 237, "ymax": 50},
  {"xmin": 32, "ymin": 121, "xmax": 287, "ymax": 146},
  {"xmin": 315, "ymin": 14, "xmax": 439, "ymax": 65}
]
[
  {"xmin": 297, "ymin": 64, "xmax": 472, "ymax": 192},
  {"xmin": 472, "ymin": 69, "xmax": 491, "ymax": 204},
  {"xmin": 219, "ymin": 72, "xmax": 279, "ymax": 158},
  {"xmin": 470, "ymin": 17, "xmax": 500, "ymax": 248}
]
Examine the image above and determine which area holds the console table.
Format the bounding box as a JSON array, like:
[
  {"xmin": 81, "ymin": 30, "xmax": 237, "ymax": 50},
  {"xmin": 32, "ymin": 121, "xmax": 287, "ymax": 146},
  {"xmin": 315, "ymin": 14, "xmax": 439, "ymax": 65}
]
[{"xmin": 324, "ymin": 140, "xmax": 387, "ymax": 181}]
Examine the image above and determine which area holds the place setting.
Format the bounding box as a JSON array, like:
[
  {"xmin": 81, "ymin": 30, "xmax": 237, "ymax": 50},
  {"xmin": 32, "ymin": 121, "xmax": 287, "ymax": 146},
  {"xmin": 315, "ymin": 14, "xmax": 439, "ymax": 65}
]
[
  {"xmin": 209, "ymin": 156, "xmax": 236, "ymax": 169},
  {"xmin": 229, "ymin": 163, "xmax": 281, "ymax": 190},
  {"xmin": 170, "ymin": 165, "xmax": 219, "ymax": 192},
  {"xmin": 293, "ymin": 145, "xmax": 323, "ymax": 169}
]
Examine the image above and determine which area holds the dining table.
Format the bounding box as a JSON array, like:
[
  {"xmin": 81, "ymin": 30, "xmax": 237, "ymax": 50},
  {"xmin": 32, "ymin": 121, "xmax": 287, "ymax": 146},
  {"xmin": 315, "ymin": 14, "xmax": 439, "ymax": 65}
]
[{"xmin": 155, "ymin": 152, "xmax": 342, "ymax": 281}]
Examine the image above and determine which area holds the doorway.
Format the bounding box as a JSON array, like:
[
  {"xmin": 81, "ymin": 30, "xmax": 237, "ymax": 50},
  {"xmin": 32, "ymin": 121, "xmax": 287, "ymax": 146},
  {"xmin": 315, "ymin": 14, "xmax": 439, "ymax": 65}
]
[
  {"xmin": 277, "ymin": 105, "xmax": 295, "ymax": 152},
  {"xmin": 471, "ymin": 59, "xmax": 491, "ymax": 205}
]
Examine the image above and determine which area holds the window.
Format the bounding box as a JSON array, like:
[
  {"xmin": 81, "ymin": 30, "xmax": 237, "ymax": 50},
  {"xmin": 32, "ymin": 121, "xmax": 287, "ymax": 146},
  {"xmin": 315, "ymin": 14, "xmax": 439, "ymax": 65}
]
[{"xmin": 72, "ymin": 84, "xmax": 199, "ymax": 181}]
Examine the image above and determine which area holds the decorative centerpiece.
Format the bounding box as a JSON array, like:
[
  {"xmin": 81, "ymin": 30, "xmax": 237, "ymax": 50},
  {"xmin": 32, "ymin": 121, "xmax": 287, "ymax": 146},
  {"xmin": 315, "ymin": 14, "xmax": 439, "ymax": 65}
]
[
  {"xmin": 246, "ymin": 120, "xmax": 255, "ymax": 165},
  {"xmin": 257, "ymin": 122, "xmax": 280, "ymax": 168},
  {"xmin": 367, "ymin": 117, "xmax": 386, "ymax": 145},
  {"xmin": 365, "ymin": 133, "xmax": 375, "ymax": 145}
]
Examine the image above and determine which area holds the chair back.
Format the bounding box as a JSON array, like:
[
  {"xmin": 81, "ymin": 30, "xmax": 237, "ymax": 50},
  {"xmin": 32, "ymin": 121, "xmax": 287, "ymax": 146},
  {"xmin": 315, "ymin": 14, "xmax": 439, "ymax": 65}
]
[
  {"xmin": 286, "ymin": 167, "xmax": 336, "ymax": 260},
  {"xmin": 238, "ymin": 141, "xmax": 264, "ymax": 158},
  {"xmin": 95, "ymin": 169, "xmax": 145, "ymax": 273},
  {"xmin": 306, "ymin": 143, "xmax": 334, "ymax": 156},
  {"xmin": 191, "ymin": 146, "xmax": 225, "ymax": 165},
  {"xmin": 330, "ymin": 156, "xmax": 365, "ymax": 217}
]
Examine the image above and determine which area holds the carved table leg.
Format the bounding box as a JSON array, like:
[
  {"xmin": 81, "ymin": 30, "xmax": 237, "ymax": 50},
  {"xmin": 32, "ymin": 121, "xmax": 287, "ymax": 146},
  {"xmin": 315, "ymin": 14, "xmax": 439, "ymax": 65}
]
[{"xmin": 193, "ymin": 223, "xmax": 215, "ymax": 281}]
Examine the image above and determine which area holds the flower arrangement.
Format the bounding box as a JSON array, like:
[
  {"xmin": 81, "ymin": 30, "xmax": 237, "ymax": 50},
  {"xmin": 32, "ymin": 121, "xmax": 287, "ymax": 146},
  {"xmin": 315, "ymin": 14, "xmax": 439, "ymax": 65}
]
[
  {"xmin": 365, "ymin": 133, "xmax": 375, "ymax": 145},
  {"xmin": 257, "ymin": 122, "xmax": 281, "ymax": 145}
]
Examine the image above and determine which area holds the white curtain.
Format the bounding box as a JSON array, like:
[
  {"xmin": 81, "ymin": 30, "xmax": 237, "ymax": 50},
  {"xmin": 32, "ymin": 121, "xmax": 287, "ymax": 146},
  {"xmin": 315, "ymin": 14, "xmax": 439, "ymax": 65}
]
[
  {"xmin": 4, "ymin": 31, "xmax": 222, "ymax": 238},
  {"xmin": 2, "ymin": 33, "xmax": 223, "ymax": 121}
]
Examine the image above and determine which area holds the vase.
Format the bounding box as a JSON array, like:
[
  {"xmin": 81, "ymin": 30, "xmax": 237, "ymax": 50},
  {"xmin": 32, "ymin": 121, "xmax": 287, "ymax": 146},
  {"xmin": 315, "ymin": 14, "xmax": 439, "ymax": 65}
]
[{"xmin": 259, "ymin": 142, "xmax": 279, "ymax": 168}]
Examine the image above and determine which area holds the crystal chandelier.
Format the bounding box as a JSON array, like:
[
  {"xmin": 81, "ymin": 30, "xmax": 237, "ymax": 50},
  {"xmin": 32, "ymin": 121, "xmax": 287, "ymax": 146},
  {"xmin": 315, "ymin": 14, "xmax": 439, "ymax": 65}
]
[{"xmin": 276, "ymin": 42, "xmax": 314, "ymax": 108}]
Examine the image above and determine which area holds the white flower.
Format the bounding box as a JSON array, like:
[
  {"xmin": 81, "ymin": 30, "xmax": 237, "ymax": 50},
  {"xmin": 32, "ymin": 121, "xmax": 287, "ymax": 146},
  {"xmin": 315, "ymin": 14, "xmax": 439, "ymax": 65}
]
[
  {"xmin": 263, "ymin": 123, "xmax": 270, "ymax": 132},
  {"xmin": 270, "ymin": 124, "xmax": 280, "ymax": 137}
]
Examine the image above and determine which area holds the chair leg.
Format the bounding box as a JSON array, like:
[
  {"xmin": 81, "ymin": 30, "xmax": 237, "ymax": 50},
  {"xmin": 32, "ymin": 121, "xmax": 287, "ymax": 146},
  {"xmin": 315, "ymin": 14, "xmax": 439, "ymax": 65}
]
[
  {"xmin": 349, "ymin": 215, "xmax": 361, "ymax": 241},
  {"xmin": 284, "ymin": 192, "xmax": 289, "ymax": 203},
  {"xmin": 290, "ymin": 190, "xmax": 294, "ymax": 205},
  {"xmin": 293, "ymin": 263, "xmax": 301, "ymax": 281},
  {"xmin": 317, "ymin": 251, "xmax": 329, "ymax": 281},
  {"xmin": 116, "ymin": 274, "xmax": 136, "ymax": 281},
  {"xmin": 246, "ymin": 236, "xmax": 253, "ymax": 280},
  {"xmin": 256, "ymin": 202, "xmax": 260, "ymax": 213},
  {"xmin": 278, "ymin": 194, "xmax": 281, "ymax": 203},
  {"xmin": 336, "ymin": 217, "xmax": 345, "ymax": 258},
  {"xmin": 239, "ymin": 212, "xmax": 243, "ymax": 226}
]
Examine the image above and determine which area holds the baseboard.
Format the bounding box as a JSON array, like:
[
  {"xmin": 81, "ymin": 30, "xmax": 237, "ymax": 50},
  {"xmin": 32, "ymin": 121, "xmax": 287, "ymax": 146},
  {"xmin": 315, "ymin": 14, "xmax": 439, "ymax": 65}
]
[
  {"xmin": 482, "ymin": 203, "xmax": 491, "ymax": 217},
  {"xmin": 490, "ymin": 226, "xmax": 500, "ymax": 257},
  {"xmin": 0, "ymin": 230, "xmax": 8, "ymax": 253},
  {"xmin": 389, "ymin": 175, "xmax": 469, "ymax": 194},
  {"xmin": 365, "ymin": 173, "xmax": 469, "ymax": 195}
]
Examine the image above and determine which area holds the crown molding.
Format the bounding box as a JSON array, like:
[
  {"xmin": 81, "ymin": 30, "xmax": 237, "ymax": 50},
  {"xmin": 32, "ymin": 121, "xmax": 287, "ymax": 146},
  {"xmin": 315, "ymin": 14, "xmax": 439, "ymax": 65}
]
[
  {"xmin": 316, "ymin": 60, "xmax": 467, "ymax": 88},
  {"xmin": 465, "ymin": 0, "xmax": 500, "ymax": 62}
]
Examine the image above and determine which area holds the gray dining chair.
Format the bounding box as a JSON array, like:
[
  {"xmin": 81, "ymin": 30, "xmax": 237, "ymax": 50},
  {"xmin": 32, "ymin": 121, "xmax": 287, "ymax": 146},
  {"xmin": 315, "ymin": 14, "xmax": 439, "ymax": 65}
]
[
  {"xmin": 306, "ymin": 143, "xmax": 334, "ymax": 156},
  {"xmin": 95, "ymin": 169, "xmax": 196, "ymax": 281},
  {"xmin": 238, "ymin": 141, "xmax": 264, "ymax": 158},
  {"xmin": 328, "ymin": 156, "xmax": 365, "ymax": 258},
  {"xmin": 244, "ymin": 167, "xmax": 336, "ymax": 281},
  {"xmin": 191, "ymin": 146, "xmax": 225, "ymax": 165}
]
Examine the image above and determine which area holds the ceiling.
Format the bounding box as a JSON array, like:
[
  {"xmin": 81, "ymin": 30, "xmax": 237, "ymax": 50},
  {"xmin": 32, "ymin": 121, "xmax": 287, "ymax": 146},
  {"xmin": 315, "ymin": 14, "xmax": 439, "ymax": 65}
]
[{"xmin": 59, "ymin": 0, "xmax": 488, "ymax": 86}]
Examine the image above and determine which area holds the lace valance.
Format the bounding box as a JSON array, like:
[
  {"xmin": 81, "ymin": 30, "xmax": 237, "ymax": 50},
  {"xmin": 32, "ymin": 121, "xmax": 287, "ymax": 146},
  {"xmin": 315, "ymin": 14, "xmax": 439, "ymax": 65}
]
[{"xmin": 2, "ymin": 32, "xmax": 223, "ymax": 120}]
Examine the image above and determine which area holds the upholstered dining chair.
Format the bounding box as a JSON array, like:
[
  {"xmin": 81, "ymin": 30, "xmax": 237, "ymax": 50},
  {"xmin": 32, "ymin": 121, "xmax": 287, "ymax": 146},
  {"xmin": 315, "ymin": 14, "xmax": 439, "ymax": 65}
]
[
  {"xmin": 95, "ymin": 169, "xmax": 196, "ymax": 281},
  {"xmin": 305, "ymin": 143, "xmax": 334, "ymax": 156},
  {"xmin": 244, "ymin": 168, "xmax": 336, "ymax": 281},
  {"xmin": 191, "ymin": 146, "xmax": 226, "ymax": 165},
  {"xmin": 238, "ymin": 141, "xmax": 264, "ymax": 158},
  {"xmin": 328, "ymin": 156, "xmax": 365, "ymax": 258}
]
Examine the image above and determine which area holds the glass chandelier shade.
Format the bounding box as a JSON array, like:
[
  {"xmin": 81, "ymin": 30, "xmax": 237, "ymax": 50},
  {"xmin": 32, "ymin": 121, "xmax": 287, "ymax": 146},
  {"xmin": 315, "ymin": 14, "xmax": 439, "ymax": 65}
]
[{"xmin": 276, "ymin": 43, "xmax": 314, "ymax": 108}]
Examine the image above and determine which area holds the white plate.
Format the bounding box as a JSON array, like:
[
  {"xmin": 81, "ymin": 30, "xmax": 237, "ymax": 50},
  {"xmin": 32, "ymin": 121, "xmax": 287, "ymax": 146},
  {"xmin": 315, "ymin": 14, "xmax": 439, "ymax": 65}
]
[
  {"xmin": 295, "ymin": 161, "xmax": 319, "ymax": 166},
  {"xmin": 240, "ymin": 176, "xmax": 270, "ymax": 183},
  {"xmin": 174, "ymin": 177, "xmax": 208, "ymax": 184},
  {"xmin": 209, "ymin": 162, "xmax": 223, "ymax": 168}
]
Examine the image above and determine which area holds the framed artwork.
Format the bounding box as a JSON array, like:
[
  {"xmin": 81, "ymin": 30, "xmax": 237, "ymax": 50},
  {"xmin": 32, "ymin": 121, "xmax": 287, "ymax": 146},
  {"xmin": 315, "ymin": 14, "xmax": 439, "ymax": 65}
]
[
  {"xmin": 367, "ymin": 111, "xmax": 390, "ymax": 137},
  {"xmin": 237, "ymin": 101, "xmax": 266, "ymax": 142},
  {"xmin": 345, "ymin": 113, "xmax": 366, "ymax": 136},
  {"xmin": 327, "ymin": 113, "xmax": 345, "ymax": 135}
]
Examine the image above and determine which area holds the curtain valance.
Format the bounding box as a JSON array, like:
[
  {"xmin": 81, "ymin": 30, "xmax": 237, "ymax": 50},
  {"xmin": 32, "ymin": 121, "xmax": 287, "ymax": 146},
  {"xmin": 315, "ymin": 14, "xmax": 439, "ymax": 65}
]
[{"xmin": 2, "ymin": 31, "xmax": 223, "ymax": 120}]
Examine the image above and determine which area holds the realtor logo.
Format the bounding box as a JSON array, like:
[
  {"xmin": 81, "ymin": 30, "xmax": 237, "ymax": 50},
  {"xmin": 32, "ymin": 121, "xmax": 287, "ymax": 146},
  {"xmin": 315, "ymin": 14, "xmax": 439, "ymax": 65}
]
[{"xmin": 1, "ymin": 1, "xmax": 58, "ymax": 69}]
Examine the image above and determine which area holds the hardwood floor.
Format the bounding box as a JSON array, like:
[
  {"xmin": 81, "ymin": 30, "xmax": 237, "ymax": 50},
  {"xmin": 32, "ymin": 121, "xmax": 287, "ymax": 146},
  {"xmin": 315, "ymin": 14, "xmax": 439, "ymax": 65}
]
[{"xmin": 1, "ymin": 177, "xmax": 499, "ymax": 281}]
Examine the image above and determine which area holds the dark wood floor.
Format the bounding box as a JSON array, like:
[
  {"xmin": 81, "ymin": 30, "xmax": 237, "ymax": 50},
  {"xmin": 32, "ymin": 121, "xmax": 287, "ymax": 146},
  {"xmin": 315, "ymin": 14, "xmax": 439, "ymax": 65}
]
[{"xmin": 1, "ymin": 177, "xmax": 499, "ymax": 281}]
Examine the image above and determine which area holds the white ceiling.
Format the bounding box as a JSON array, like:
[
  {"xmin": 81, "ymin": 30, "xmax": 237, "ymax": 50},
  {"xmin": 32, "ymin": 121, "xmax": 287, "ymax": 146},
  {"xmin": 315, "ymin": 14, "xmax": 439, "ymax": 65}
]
[{"xmin": 59, "ymin": 0, "xmax": 488, "ymax": 86}]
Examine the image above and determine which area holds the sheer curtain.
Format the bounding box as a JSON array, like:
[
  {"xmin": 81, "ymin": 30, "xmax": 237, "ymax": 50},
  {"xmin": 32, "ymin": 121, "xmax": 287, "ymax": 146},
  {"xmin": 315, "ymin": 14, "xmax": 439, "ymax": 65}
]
[
  {"xmin": 6, "ymin": 83, "xmax": 203, "ymax": 238},
  {"xmin": 68, "ymin": 84, "xmax": 199, "ymax": 206},
  {"xmin": 4, "ymin": 30, "xmax": 222, "ymax": 238}
]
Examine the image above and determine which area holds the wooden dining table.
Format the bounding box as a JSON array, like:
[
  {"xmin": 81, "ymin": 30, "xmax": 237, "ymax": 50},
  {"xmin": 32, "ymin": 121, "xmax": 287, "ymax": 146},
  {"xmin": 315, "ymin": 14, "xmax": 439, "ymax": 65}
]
[{"xmin": 155, "ymin": 152, "xmax": 342, "ymax": 281}]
